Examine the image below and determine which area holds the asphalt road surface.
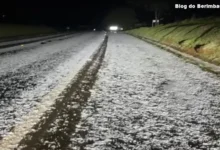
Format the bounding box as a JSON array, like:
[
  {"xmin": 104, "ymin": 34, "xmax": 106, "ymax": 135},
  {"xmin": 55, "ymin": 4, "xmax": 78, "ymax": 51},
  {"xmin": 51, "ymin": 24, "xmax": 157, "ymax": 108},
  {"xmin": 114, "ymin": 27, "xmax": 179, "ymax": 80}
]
[{"xmin": 0, "ymin": 32, "xmax": 220, "ymax": 150}]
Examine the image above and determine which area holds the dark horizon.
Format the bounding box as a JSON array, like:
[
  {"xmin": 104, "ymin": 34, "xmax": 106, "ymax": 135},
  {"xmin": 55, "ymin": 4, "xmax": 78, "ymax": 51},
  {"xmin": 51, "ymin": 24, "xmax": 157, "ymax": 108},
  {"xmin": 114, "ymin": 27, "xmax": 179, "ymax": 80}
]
[
  {"xmin": 1, "ymin": 0, "xmax": 220, "ymax": 29},
  {"xmin": 1, "ymin": 0, "xmax": 127, "ymax": 28}
]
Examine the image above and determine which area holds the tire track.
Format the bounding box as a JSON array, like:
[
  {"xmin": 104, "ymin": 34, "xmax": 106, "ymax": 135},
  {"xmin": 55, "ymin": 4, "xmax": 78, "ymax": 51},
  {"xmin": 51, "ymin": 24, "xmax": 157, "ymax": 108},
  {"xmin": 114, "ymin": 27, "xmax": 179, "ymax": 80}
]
[{"xmin": 16, "ymin": 35, "xmax": 108, "ymax": 150}]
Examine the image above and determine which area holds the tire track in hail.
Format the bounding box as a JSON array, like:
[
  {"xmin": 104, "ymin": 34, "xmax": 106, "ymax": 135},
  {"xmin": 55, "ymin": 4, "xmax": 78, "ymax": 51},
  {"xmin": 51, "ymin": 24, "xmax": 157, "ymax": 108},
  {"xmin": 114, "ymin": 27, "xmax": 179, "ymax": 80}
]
[{"xmin": 16, "ymin": 35, "xmax": 108, "ymax": 150}]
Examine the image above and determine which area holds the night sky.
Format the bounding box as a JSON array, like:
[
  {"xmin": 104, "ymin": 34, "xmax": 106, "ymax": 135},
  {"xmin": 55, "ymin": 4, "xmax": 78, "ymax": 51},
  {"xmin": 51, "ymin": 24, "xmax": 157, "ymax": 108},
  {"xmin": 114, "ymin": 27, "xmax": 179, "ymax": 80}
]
[
  {"xmin": 1, "ymin": 0, "xmax": 220, "ymax": 29},
  {"xmin": 1, "ymin": 0, "xmax": 127, "ymax": 27}
]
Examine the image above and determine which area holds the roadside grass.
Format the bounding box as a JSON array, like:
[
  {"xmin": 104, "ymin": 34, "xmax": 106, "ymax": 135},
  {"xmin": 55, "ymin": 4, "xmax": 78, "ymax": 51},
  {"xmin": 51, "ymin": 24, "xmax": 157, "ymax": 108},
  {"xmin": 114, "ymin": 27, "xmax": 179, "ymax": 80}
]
[
  {"xmin": 127, "ymin": 17, "xmax": 220, "ymax": 65},
  {"xmin": 0, "ymin": 24, "xmax": 56, "ymax": 39}
]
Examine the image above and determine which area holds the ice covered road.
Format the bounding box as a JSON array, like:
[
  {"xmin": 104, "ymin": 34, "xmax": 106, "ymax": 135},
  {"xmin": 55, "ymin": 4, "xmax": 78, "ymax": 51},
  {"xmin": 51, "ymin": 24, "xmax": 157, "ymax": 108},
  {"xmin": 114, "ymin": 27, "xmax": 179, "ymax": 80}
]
[{"xmin": 1, "ymin": 32, "xmax": 220, "ymax": 150}]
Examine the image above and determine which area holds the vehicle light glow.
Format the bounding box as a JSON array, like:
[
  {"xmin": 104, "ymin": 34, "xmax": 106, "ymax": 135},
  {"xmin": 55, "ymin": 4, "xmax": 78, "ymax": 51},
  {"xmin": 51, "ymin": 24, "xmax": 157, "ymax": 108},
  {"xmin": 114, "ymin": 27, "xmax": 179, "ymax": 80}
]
[{"xmin": 109, "ymin": 26, "xmax": 118, "ymax": 31}]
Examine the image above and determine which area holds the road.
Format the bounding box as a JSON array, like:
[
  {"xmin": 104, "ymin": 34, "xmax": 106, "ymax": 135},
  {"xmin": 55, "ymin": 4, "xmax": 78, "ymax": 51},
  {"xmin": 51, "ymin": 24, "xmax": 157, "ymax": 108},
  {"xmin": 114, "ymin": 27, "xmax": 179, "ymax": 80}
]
[{"xmin": 1, "ymin": 33, "xmax": 220, "ymax": 150}]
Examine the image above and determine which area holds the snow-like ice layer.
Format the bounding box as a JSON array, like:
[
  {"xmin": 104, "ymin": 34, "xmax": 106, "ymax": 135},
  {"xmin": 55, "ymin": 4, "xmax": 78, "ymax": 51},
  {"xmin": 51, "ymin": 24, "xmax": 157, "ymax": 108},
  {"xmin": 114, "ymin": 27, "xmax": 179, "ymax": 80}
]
[
  {"xmin": 0, "ymin": 32, "xmax": 105, "ymax": 144},
  {"xmin": 70, "ymin": 33, "xmax": 220, "ymax": 150}
]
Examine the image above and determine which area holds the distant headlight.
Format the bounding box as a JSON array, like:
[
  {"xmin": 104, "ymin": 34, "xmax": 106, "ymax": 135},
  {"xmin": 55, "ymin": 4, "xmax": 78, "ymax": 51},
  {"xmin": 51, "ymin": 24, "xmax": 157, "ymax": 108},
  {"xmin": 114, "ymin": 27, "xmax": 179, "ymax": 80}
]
[{"xmin": 109, "ymin": 26, "xmax": 118, "ymax": 31}]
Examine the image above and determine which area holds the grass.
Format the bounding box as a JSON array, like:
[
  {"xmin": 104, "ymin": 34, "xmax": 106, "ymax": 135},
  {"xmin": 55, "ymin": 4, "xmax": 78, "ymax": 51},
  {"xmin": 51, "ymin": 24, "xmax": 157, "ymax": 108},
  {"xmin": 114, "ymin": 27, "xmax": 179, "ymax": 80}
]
[
  {"xmin": 127, "ymin": 17, "xmax": 220, "ymax": 65},
  {"xmin": 0, "ymin": 24, "xmax": 56, "ymax": 39}
]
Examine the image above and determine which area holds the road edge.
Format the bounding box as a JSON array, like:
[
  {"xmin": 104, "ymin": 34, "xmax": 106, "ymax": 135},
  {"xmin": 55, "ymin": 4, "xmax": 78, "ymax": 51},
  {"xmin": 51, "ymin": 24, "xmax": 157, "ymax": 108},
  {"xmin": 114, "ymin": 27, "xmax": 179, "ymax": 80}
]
[{"xmin": 128, "ymin": 34, "xmax": 220, "ymax": 75}]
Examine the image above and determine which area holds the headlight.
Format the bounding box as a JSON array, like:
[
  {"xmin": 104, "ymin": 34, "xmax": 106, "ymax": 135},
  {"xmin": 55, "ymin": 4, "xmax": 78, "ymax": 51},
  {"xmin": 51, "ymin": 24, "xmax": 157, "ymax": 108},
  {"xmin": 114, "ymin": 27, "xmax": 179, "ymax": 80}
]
[{"xmin": 109, "ymin": 26, "xmax": 118, "ymax": 31}]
